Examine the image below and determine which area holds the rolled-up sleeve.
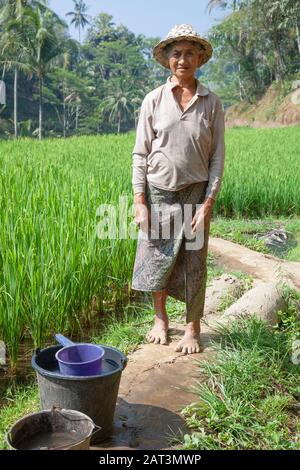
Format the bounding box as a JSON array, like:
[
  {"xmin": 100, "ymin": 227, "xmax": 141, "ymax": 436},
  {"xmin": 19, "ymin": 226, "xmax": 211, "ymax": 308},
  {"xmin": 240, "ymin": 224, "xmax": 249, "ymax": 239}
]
[
  {"xmin": 132, "ymin": 96, "xmax": 155, "ymax": 194},
  {"xmin": 204, "ymin": 97, "xmax": 225, "ymax": 200}
]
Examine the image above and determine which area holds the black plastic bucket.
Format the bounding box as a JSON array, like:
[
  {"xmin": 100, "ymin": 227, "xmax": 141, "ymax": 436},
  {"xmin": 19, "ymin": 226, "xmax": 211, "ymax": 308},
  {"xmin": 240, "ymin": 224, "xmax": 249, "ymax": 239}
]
[{"xmin": 32, "ymin": 345, "xmax": 127, "ymax": 443}]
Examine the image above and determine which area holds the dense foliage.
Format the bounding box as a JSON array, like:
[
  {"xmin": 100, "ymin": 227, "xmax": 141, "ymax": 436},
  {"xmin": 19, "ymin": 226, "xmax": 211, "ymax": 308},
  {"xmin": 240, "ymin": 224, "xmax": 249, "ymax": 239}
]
[{"xmin": 0, "ymin": 1, "xmax": 299, "ymax": 137}]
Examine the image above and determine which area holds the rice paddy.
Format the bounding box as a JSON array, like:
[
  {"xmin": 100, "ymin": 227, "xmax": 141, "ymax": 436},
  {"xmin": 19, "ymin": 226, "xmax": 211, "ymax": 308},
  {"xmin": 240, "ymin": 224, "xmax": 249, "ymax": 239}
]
[{"xmin": 0, "ymin": 126, "xmax": 299, "ymax": 368}]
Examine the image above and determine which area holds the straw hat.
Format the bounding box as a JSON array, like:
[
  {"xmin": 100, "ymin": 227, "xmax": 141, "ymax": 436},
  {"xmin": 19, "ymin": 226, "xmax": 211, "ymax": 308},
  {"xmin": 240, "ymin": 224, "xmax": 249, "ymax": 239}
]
[{"xmin": 153, "ymin": 24, "xmax": 213, "ymax": 69}]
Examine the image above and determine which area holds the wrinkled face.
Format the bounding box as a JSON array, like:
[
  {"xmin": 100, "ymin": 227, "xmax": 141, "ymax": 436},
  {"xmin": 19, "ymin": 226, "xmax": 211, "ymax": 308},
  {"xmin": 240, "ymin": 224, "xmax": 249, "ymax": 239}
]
[{"xmin": 167, "ymin": 40, "xmax": 203, "ymax": 79}]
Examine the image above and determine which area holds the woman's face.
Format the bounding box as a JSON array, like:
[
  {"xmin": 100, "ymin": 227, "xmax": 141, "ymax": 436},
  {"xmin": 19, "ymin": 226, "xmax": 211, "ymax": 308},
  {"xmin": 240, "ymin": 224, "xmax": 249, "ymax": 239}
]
[{"xmin": 167, "ymin": 40, "xmax": 202, "ymax": 80}]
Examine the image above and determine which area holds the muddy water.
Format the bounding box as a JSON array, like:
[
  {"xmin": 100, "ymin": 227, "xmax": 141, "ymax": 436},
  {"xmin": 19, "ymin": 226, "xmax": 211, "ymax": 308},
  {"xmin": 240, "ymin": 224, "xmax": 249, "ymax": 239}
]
[{"xmin": 14, "ymin": 430, "xmax": 83, "ymax": 450}]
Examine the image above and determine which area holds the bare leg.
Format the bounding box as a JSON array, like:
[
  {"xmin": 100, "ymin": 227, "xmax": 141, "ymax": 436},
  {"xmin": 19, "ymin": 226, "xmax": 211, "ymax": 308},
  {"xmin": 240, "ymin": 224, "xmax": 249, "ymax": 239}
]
[
  {"xmin": 174, "ymin": 319, "xmax": 202, "ymax": 354},
  {"xmin": 146, "ymin": 288, "xmax": 169, "ymax": 345}
]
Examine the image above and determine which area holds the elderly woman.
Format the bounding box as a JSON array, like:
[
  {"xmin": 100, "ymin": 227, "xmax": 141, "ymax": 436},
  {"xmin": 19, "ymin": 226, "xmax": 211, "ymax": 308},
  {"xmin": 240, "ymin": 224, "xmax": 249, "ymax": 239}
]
[{"xmin": 131, "ymin": 24, "xmax": 225, "ymax": 355}]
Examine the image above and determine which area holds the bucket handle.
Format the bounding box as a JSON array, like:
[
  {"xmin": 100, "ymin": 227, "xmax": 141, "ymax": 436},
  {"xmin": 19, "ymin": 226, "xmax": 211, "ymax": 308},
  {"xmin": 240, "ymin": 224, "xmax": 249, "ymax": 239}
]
[
  {"xmin": 55, "ymin": 334, "xmax": 74, "ymax": 347},
  {"xmin": 121, "ymin": 356, "xmax": 128, "ymax": 370}
]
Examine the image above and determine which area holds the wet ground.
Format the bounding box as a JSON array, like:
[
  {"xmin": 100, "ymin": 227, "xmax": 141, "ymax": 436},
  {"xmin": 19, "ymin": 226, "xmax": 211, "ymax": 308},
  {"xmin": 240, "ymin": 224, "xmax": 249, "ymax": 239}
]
[{"xmin": 91, "ymin": 320, "xmax": 218, "ymax": 450}]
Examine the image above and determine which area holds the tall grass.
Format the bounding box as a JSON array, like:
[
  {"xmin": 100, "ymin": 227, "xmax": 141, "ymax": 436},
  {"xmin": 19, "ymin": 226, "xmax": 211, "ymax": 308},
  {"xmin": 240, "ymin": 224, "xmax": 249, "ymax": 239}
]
[
  {"xmin": 0, "ymin": 135, "xmax": 136, "ymax": 367},
  {"xmin": 181, "ymin": 316, "xmax": 300, "ymax": 449},
  {"xmin": 216, "ymin": 126, "xmax": 300, "ymax": 217},
  {"xmin": 0, "ymin": 127, "xmax": 299, "ymax": 367}
]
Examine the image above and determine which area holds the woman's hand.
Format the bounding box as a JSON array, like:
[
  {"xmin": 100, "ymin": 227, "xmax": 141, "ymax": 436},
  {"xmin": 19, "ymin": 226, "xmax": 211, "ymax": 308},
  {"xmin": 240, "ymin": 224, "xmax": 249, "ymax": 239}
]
[
  {"xmin": 133, "ymin": 193, "xmax": 151, "ymax": 231},
  {"xmin": 191, "ymin": 197, "xmax": 214, "ymax": 233}
]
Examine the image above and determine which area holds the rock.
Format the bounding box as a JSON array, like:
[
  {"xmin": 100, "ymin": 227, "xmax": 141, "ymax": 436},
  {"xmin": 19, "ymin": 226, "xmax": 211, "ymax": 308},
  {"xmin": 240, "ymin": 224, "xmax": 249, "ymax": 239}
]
[
  {"xmin": 219, "ymin": 281, "xmax": 287, "ymax": 326},
  {"xmin": 204, "ymin": 274, "xmax": 243, "ymax": 315}
]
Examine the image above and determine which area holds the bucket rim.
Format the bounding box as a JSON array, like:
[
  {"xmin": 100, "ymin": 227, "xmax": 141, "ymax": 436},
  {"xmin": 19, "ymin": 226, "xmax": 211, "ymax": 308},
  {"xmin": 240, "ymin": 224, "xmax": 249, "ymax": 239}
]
[
  {"xmin": 55, "ymin": 343, "xmax": 105, "ymax": 366},
  {"xmin": 6, "ymin": 408, "xmax": 98, "ymax": 450},
  {"xmin": 32, "ymin": 344, "xmax": 128, "ymax": 381}
]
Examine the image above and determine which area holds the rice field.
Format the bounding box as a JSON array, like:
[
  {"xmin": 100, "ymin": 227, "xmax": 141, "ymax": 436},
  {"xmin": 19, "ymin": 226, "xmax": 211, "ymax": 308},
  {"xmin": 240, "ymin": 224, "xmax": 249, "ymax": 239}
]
[{"xmin": 0, "ymin": 126, "xmax": 299, "ymax": 368}]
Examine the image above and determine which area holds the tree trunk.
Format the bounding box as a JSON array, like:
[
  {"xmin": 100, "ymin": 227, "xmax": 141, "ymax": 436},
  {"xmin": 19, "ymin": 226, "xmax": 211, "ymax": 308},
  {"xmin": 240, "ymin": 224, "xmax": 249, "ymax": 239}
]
[
  {"xmin": 238, "ymin": 63, "xmax": 244, "ymax": 101},
  {"xmin": 75, "ymin": 104, "xmax": 79, "ymax": 130},
  {"xmin": 14, "ymin": 67, "xmax": 18, "ymax": 139},
  {"xmin": 118, "ymin": 114, "xmax": 121, "ymax": 134},
  {"xmin": 296, "ymin": 21, "xmax": 300, "ymax": 55},
  {"xmin": 63, "ymin": 80, "xmax": 66, "ymax": 138},
  {"xmin": 274, "ymin": 45, "xmax": 285, "ymax": 82},
  {"xmin": 63, "ymin": 102, "xmax": 66, "ymax": 138},
  {"xmin": 39, "ymin": 75, "xmax": 43, "ymax": 141},
  {"xmin": 1, "ymin": 64, "xmax": 6, "ymax": 81}
]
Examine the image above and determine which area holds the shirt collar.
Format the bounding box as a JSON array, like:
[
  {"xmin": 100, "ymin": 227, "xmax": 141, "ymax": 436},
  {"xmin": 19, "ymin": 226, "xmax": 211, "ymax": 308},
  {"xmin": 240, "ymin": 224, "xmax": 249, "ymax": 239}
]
[{"xmin": 166, "ymin": 75, "xmax": 209, "ymax": 96}]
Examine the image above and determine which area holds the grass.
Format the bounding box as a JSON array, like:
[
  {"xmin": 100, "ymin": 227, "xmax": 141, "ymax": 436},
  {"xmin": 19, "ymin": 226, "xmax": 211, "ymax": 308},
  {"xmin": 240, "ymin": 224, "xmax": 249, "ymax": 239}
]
[
  {"xmin": 211, "ymin": 216, "xmax": 300, "ymax": 261},
  {"xmin": 0, "ymin": 384, "xmax": 39, "ymax": 449},
  {"xmin": 180, "ymin": 290, "xmax": 300, "ymax": 450},
  {"xmin": 217, "ymin": 126, "xmax": 300, "ymax": 217},
  {"xmin": 0, "ymin": 127, "xmax": 299, "ymax": 366},
  {"xmin": 92, "ymin": 296, "xmax": 184, "ymax": 355},
  {"xmin": 1, "ymin": 283, "xmax": 299, "ymax": 449},
  {"xmin": 0, "ymin": 296, "xmax": 184, "ymax": 449},
  {"xmin": 216, "ymin": 272, "xmax": 253, "ymax": 313}
]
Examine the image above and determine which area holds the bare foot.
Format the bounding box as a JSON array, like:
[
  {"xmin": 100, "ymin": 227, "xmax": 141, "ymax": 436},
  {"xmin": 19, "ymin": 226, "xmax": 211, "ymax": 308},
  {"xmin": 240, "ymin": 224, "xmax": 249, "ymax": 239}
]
[
  {"xmin": 175, "ymin": 322, "xmax": 202, "ymax": 354},
  {"xmin": 146, "ymin": 314, "xmax": 169, "ymax": 345}
]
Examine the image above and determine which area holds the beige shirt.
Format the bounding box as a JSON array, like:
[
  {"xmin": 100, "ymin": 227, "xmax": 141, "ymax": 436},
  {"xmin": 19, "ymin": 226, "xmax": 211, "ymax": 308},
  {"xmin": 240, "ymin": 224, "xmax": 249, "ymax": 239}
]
[{"xmin": 132, "ymin": 76, "xmax": 225, "ymax": 200}]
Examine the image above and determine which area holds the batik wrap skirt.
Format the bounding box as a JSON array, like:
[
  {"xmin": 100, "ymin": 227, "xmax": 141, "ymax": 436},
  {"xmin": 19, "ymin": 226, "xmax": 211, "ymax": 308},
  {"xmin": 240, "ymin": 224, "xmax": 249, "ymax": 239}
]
[{"xmin": 132, "ymin": 180, "xmax": 210, "ymax": 323}]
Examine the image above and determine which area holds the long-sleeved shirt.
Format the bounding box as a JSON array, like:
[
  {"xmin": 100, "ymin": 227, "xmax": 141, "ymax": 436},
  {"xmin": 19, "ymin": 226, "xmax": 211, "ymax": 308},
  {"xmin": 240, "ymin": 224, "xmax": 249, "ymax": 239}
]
[{"xmin": 132, "ymin": 76, "xmax": 225, "ymax": 200}]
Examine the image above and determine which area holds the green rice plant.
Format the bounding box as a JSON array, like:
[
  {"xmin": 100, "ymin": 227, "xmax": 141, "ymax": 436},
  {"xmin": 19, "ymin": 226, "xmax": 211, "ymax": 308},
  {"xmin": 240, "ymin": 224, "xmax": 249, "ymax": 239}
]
[
  {"xmin": 215, "ymin": 126, "xmax": 300, "ymax": 217},
  {"xmin": 0, "ymin": 135, "xmax": 137, "ymax": 367},
  {"xmin": 0, "ymin": 127, "xmax": 299, "ymax": 367}
]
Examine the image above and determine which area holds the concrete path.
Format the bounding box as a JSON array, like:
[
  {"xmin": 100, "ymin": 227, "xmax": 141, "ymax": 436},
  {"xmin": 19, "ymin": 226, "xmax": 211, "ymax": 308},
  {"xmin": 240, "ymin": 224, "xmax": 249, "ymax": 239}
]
[
  {"xmin": 209, "ymin": 237, "xmax": 300, "ymax": 290},
  {"xmin": 92, "ymin": 319, "xmax": 219, "ymax": 450}
]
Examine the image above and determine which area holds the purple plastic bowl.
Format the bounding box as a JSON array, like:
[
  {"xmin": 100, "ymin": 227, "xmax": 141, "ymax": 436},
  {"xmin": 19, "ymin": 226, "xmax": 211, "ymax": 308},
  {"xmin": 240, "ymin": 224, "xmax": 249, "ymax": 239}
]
[{"xmin": 55, "ymin": 343, "xmax": 105, "ymax": 377}]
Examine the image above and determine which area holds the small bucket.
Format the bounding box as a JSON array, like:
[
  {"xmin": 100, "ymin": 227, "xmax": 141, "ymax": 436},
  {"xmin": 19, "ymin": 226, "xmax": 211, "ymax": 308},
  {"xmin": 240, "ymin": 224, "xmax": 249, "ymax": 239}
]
[
  {"xmin": 7, "ymin": 408, "xmax": 100, "ymax": 450},
  {"xmin": 55, "ymin": 334, "xmax": 105, "ymax": 376}
]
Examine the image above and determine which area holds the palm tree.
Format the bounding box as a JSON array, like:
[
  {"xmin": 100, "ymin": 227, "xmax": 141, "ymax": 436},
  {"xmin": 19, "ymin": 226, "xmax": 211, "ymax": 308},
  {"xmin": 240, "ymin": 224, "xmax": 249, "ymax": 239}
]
[
  {"xmin": 0, "ymin": 1, "xmax": 50, "ymax": 21},
  {"xmin": 0, "ymin": 4, "xmax": 32, "ymax": 138},
  {"xmin": 66, "ymin": 0, "xmax": 90, "ymax": 44},
  {"xmin": 23, "ymin": 7, "xmax": 67, "ymax": 139},
  {"xmin": 0, "ymin": 1, "xmax": 67, "ymax": 138},
  {"xmin": 101, "ymin": 80, "xmax": 135, "ymax": 134},
  {"xmin": 206, "ymin": 0, "xmax": 243, "ymax": 13},
  {"xmin": 0, "ymin": 26, "xmax": 28, "ymax": 138}
]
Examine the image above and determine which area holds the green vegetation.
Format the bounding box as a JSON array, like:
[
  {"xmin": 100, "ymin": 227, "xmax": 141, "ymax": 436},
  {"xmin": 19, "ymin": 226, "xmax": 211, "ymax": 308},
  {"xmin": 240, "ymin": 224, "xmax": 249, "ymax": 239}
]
[
  {"xmin": 92, "ymin": 296, "xmax": 184, "ymax": 355},
  {"xmin": 0, "ymin": 126, "xmax": 299, "ymax": 368},
  {"xmin": 0, "ymin": 296, "xmax": 184, "ymax": 449},
  {"xmin": 1, "ymin": 1, "xmax": 299, "ymax": 137},
  {"xmin": 0, "ymin": 3, "xmax": 166, "ymax": 138},
  {"xmin": 0, "ymin": 283, "xmax": 298, "ymax": 449},
  {"xmin": 211, "ymin": 216, "xmax": 300, "ymax": 261},
  {"xmin": 0, "ymin": 383, "xmax": 39, "ymax": 449},
  {"xmin": 218, "ymin": 127, "xmax": 300, "ymax": 217},
  {"xmin": 0, "ymin": 134, "xmax": 136, "ymax": 367},
  {"xmin": 204, "ymin": 0, "xmax": 299, "ymax": 106},
  {"xmin": 181, "ymin": 289, "xmax": 300, "ymax": 449},
  {"xmin": 216, "ymin": 272, "xmax": 253, "ymax": 313}
]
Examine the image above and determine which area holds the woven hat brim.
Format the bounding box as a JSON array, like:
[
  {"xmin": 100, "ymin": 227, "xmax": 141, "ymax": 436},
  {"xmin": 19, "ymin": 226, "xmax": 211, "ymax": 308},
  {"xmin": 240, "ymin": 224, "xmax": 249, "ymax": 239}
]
[{"xmin": 153, "ymin": 35, "xmax": 213, "ymax": 69}]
